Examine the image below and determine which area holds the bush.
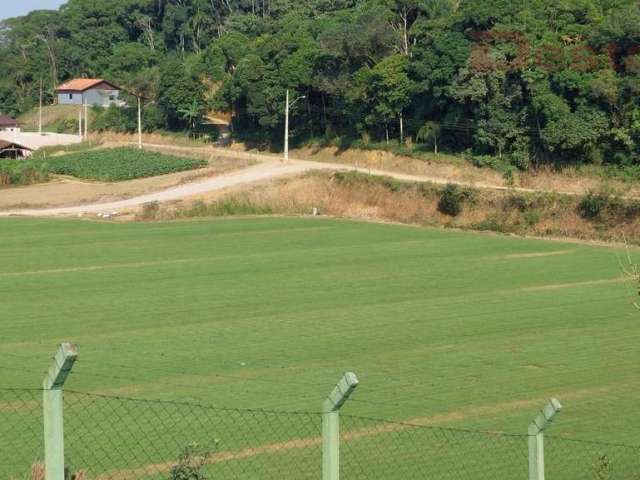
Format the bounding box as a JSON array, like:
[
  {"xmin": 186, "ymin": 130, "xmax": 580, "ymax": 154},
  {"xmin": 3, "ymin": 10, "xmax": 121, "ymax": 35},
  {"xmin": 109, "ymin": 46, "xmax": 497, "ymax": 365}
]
[
  {"xmin": 505, "ymin": 194, "xmax": 529, "ymax": 212},
  {"xmin": 139, "ymin": 202, "xmax": 160, "ymax": 220},
  {"xmin": 503, "ymin": 167, "xmax": 516, "ymax": 186},
  {"xmin": 169, "ymin": 443, "xmax": 213, "ymax": 480},
  {"xmin": 178, "ymin": 198, "xmax": 273, "ymax": 218},
  {"xmin": 523, "ymin": 210, "xmax": 540, "ymax": 226},
  {"xmin": 331, "ymin": 171, "xmax": 408, "ymax": 193},
  {"xmin": 438, "ymin": 184, "xmax": 462, "ymax": 216},
  {"xmin": 577, "ymin": 192, "xmax": 609, "ymax": 220},
  {"xmin": 92, "ymin": 105, "xmax": 136, "ymax": 133},
  {"xmin": 0, "ymin": 159, "xmax": 49, "ymax": 186}
]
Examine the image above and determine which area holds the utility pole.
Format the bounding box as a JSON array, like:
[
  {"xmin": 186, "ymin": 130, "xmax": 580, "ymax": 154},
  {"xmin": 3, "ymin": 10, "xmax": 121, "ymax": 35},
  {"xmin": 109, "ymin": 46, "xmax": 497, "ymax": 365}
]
[
  {"xmin": 83, "ymin": 99, "xmax": 88, "ymax": 140},
  {"xmin": 137, "ymin": 95, "xmax": 143, "ymax": 150},
  {"xmin": 78, "ymin": 108, "xmax": 82, "ymax": 138},
  {"xmin": 284, "ymin": 89, "xmax": 289, "ymax": 161},
  {"xmin": 39, "ymin": 78, "xmax": 43, "ymax": 135},
  {"xmin": 283, "ymin": 89, "xmax": 305, "ymax": 162}
]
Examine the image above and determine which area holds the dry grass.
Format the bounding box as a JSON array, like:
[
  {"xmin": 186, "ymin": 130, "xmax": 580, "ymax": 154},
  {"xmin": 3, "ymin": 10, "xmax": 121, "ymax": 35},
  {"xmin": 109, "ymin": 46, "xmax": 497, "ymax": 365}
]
[
  {"xmin": 94, "ymin": 133, "xmax": 640, "ymax": 197},
  {"xmin": 289, "ymin": 146, "xmax": 503, "ymax": 186},
  {"xmin": 92, "ymin": 132, "xmax": 207, "ymax": 148},
  {"xmin": 155, "ymin": 171, "xmax": 640, "ymax": 244},
  {"xmin": 283, "ymin": 146, "xmax": 640, "ymax": 198}
]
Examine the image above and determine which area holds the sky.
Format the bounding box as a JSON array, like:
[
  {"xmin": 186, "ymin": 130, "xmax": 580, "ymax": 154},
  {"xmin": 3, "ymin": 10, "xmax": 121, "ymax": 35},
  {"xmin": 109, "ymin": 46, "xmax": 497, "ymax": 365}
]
[{"xmin": 0, "ymin": 0, "xmax": 67, "ymax": 21}]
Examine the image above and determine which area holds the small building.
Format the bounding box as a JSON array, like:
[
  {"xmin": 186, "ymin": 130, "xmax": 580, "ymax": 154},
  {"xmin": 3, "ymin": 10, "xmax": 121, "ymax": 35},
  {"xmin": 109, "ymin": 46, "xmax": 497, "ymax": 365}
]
[
  {"xmin": 0, "ymin": 140, "xmax": 33, "ymax": 159},
  {"xmin": 56, "ymin": 79, "xmax": 124, "ymax": 107},
  {"xmin": 0, "ymin": 115, "xmax": 20, "ymax": 133}
]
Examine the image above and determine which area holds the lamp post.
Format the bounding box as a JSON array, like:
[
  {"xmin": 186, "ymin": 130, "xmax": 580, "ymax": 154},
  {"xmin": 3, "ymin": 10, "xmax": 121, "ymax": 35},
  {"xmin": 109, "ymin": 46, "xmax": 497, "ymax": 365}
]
[
  {"xmin": 137, "ymin": 95, "xmax": 142, "ymax": 149},
  {"xmin": 284, "ymin": 89, "xmax": 306, "ymax": 162}
]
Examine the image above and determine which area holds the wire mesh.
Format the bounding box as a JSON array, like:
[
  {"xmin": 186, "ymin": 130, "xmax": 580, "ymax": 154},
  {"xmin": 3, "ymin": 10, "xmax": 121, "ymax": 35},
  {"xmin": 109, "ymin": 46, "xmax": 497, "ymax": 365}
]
[
  {"xmin": 340, "ymin": 414, "xmax": 528, "ymax": 480},
  {"xmin": 0, "ymin": 388, "xmax": 43, "ymax": 480},
  {"xmin": 62, "ymin": 391, "xmax": 322, "ymax": 479},
  {"xmin": 2, "ymin": 388, "xmax": 640, "ymax": 480},
  {"xmin": 545, "ymin": 435, "xmax": 640, "ymax": 480}
]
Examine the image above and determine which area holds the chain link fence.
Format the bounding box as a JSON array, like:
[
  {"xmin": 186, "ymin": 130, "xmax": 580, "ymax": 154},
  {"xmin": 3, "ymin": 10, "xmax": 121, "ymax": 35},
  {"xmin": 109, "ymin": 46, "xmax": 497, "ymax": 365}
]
[{"xmin": 2, "ymin": 388, "xmax": 640, "ymax": 480}]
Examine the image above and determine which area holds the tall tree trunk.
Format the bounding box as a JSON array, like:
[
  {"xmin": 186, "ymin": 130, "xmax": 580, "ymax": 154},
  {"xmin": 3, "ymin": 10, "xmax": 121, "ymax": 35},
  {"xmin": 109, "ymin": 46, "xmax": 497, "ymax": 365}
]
[
  {"xmin": 307, "ymin": 95, "xmax": 314, "ymax": 137},
  {"xmin": 402, "ymin": 12, "xmax": 409, "ymax": 56},
  {"xmin": 321, "ymin": 93, "xmax": 329, "ymax": 136}
]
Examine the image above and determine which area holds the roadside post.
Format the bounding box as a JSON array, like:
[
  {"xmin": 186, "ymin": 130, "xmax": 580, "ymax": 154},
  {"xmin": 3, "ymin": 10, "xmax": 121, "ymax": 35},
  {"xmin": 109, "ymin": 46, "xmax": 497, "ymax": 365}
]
[
  {"xmin": 528, "ymin": 398, "xmax": 562, "ymax": 480},
  {"xmin": 322, "ymin": 372, "xmax": 359, "ymax": 480},
  {"xmin": 43, "ymin": 343, "xmax": 78, "ymax": 480}
]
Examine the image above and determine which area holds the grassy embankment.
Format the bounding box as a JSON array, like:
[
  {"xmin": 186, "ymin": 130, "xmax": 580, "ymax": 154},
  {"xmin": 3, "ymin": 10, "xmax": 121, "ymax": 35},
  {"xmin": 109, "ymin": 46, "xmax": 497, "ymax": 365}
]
[{"xmin": 143, "ymin": 170, "xmax": 640, "ymax": 244}]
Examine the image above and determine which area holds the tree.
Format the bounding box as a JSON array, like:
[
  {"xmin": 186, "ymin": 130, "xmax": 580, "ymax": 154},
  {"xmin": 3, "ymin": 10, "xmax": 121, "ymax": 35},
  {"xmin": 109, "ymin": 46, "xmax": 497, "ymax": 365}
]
[
  {"xmin": 0, "ymin": 0, "xmax": 637, "ymax": 169},
  {"xmin": 157, "ymin": 57, "xmax": 206, "ymax": 129},
  {"xmin": 179, "ymin": 99, "xmax": 205, "ymax": 134},
  {"xmin": 417, "ymin": 120, "xmax": 441, "ymax": 153},
  {"xmin": 351, "ymin": 54, "xmax": 416, "ymax": 142}
]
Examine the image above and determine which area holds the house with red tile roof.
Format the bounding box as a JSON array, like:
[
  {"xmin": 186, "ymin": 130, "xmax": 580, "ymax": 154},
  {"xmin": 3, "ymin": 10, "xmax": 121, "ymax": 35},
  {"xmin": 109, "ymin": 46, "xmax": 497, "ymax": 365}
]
[{"xmin": 56, "ymin": 79, "xmax": 124, "ymax": 107}]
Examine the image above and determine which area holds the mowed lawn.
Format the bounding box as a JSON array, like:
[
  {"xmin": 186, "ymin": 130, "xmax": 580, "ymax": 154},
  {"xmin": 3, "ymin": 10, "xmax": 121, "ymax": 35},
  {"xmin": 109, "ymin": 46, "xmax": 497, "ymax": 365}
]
[{"xmin": 0, "ymin": 216, "xmax": 638, "ymax": 450}]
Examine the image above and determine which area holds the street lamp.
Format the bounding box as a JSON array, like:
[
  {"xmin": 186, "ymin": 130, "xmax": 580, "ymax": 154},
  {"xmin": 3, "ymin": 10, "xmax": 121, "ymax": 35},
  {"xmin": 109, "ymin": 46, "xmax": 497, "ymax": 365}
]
[{"xmin": 284, "ymin": 89, "xmax": 306, "ymax": 162}]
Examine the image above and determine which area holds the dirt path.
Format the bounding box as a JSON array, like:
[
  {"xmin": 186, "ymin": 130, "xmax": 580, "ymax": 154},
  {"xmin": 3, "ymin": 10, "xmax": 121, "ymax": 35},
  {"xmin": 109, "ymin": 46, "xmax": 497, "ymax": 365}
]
[
  {"xmin": 0, "ymin": 161, "xmax": 309, "ymax": 216},
  {"xmin": 0, "ymin": 144, "xmax": 621, "ymax": 217}
]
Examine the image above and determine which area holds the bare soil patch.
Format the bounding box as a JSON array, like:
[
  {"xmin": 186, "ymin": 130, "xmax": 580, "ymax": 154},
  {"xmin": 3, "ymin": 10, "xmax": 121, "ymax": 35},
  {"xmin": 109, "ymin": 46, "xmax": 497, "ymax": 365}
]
[{"xmin": 0, "ymin": 151, "xmax": 253, "ymax": 210}]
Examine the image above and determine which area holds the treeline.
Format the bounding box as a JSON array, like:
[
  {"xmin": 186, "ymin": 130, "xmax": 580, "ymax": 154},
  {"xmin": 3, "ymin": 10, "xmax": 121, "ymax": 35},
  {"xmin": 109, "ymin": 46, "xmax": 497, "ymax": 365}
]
[{"xmin": 0, "ymin": 0, "xmax": 639, "ymax": 168}]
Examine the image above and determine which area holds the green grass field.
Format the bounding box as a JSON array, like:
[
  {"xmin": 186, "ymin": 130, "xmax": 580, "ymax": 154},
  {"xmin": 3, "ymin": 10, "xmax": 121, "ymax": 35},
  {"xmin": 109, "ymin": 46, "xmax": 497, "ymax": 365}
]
[{"xmin": 1, "ymin": 217, "xmax": 638, "ymax": 478}]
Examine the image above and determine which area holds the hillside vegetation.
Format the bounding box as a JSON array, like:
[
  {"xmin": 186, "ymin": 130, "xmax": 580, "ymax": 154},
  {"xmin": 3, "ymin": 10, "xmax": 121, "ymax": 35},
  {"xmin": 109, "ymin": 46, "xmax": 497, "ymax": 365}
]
[
  {"xmin": 17, "ymin": 105, "xmax": 89, "ymax": 133},
  {"xmin": 0, "ymin": 0, "xmax": 638, "ymax": 174}
]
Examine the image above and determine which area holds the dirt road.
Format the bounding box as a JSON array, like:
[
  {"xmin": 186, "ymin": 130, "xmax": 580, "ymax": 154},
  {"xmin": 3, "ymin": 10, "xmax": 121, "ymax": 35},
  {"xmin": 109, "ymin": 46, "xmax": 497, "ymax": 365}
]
[{"xmin": 0, "ymin": 146, "xmax": 581, "ymax": 217}]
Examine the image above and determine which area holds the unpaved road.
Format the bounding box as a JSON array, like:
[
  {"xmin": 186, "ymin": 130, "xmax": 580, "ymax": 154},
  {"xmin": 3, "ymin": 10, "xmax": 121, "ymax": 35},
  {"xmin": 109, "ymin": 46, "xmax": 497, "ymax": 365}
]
[{"xmin": 0, "ymin": 147, "xmax": 585, "ymax": 217}]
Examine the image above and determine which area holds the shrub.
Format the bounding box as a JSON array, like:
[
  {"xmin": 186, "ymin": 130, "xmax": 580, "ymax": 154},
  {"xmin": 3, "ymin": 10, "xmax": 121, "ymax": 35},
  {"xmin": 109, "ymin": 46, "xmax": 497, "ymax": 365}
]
[
  {"xmin": 509, "ymin": 149, "xmax": 530, "ymax": 171},
  {"xmin": 469, "ymin": 154, "xmax": 499, "ymax": 170},
  {"xmin": 178, "ymin": 198, "xmax": 273, "ymax": 218},
  {"xmin": 592, "ymin": 454, "xmax": 611, "ymax": 480},
  {"xmin": 505, "ymin": 194, "xmax": 529, "ymax": 212},
  {"xmin": 523, "ymin": 210, "xmax": 540, "ymax": 226},
  {"xmin": 472, "ymin": 215, "xmax": 504, "ymax": 232},
  {"xmin": 577, "ymin": 191, "xmax": 609, "ymax": 220},
  {"xmin": 438, "ymin": 184, "xmax": 462, "ymax": 216},
  {"xmin": 139, "ymin": 202, "xmax": 160, "ymax": 220},
  {"xmin": 502, "ymin": 167, "xmax": 516, "ymax": 186},
  {"xmin": 0, "ymin": 159, "xmax": 49, "ymax": 186},
  {"xmin": 92, "ymin": 105, "xmax": 136, "ymax": 133},
  {"xmin": 169, "ymin": 443, "xmax": 213, "ymax": 480}
]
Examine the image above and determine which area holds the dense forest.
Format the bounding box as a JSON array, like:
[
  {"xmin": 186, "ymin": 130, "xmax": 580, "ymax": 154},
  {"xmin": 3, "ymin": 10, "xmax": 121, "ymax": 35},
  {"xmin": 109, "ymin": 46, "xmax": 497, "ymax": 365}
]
[{"xmin": 0, "ymin": 0, "xmax": 639, "ymax": 169}]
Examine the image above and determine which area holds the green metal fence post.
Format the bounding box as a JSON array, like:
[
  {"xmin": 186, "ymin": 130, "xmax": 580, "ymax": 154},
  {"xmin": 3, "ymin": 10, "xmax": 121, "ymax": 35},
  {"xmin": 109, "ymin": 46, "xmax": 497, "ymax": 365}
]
[
  {"xmin": 528, "ymin": 398, "xmax": 562, "ymax": 480},
  {"xmin": 43, "ymin": 343, "xmax": 78, "ymax": 480},
  {"xmin": 322, "ymin": 372, "xmax": 359, "ymax": 480}
]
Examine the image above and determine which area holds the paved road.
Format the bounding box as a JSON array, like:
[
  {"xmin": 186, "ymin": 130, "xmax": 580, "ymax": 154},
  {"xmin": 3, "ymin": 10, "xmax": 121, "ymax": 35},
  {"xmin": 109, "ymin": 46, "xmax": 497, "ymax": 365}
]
[{"xmin": 0, "ymin": 148, "xmax": 572, "ymax": 217}]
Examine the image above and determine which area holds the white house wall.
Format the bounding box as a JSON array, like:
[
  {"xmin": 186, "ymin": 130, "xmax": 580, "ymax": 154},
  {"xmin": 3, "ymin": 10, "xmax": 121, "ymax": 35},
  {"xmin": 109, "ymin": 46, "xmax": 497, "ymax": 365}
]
[
  {"xmin": 58, "ymin": 89, "xmax": 122, "ymax": 107},
  {"xmin": 58, "ymin": 92, "xmax": 84, "ymax": 105}
]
